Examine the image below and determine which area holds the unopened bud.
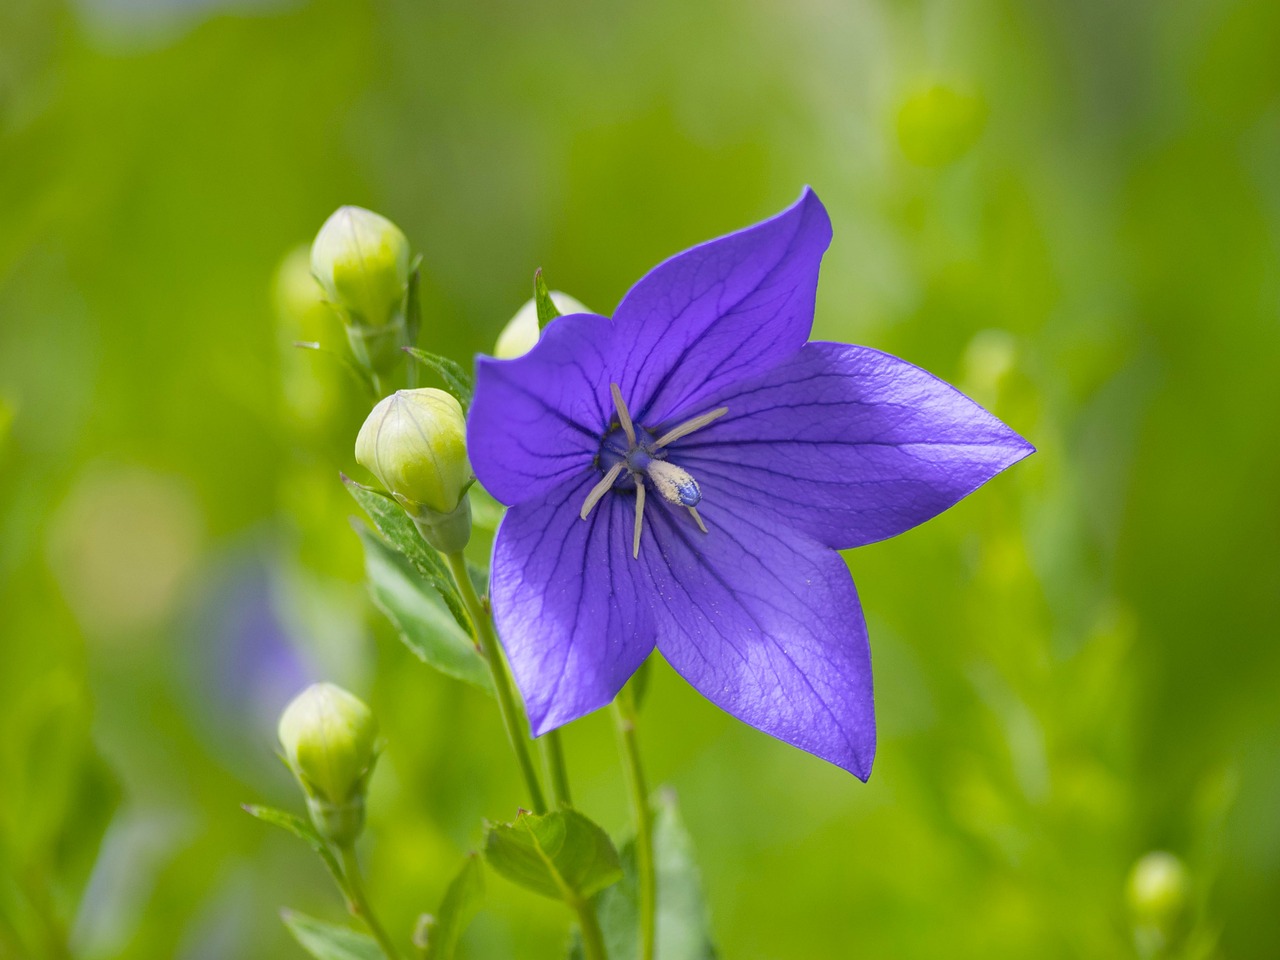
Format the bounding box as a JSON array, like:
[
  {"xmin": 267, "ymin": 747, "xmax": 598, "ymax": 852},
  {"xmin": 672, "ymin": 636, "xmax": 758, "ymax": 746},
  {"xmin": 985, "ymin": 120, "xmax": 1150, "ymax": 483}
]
[
  {"xmin": 278, "ymin": 682, "xmax": 379, "ymax": 845},
  {"xmin": 1127, "ymin": 851, "xmax": 1190, "ymax": 930},
  {"xmin": 355, "ymin": 388, "xmax": 473, "ymax": 553},
  {"xmin": 311, "ymin": 206, "xmax": 413, "ymax": 373},
  {"xmin": 494, "ymin": 291, "xmax": 589, "ymax": 359}
]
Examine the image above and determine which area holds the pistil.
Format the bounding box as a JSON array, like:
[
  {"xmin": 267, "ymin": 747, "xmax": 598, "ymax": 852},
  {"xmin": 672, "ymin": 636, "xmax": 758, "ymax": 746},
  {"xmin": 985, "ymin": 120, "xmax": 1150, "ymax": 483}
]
[{"xmin": 580, "ymin": 383, "xmax": 728, "ymax": 558}]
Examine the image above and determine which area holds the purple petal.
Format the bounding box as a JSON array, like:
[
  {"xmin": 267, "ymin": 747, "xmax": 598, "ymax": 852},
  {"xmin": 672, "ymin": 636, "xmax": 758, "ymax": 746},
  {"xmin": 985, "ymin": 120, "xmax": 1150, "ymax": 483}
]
[
  {"xmin": 490, "ymin": 473, "xmax": 656, "ymax": 735},
  {"xmin": 469, "ymin": 313, "xmax": 616, "ymax": 505},
  {"xmin": 641, "ymin": 498, "xmax": 875, "ymax": 778},
  {"xmin": 612, "ymin": 188, "xmax": 832, "ymax": 427},
  {"xmin": 670, "ymin": 342, "xmax": 1034, "ymax": 550}
]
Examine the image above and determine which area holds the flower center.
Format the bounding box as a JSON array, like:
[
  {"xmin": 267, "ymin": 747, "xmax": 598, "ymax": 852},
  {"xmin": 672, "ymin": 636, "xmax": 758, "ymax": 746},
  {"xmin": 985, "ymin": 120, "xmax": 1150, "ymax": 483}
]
[{"xmin": 579, "ymin": 383, "xmax": 727, "ymax": 558}]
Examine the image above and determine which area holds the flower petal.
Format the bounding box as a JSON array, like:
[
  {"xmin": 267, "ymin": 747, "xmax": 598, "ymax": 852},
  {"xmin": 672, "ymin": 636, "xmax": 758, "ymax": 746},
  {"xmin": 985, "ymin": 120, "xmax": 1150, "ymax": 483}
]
[
  {"xmin": 469, "ymin": 313, "xmax": 615, "ymax": 505},
  {"xmin": 612, "ymin": 188, "xmax": 832, "ymax": 426},
  {"xmin": 490, "ymin": 473, "xmax": 657, "ymax": 735},
  {"xmin": 642, "ymin": 498, "xmax": 875, "ymax": 778},
  {"xmin": 671, "ymin": 342, "xmax": 1035, "ymax": 550}
]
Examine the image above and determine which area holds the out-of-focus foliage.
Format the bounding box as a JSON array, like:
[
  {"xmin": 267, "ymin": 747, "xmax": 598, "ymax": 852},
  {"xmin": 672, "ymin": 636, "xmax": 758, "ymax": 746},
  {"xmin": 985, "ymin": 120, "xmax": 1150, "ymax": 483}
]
[{"xmin": 1, "ymin": 0, "xmax": 1277, "ymax": 957}]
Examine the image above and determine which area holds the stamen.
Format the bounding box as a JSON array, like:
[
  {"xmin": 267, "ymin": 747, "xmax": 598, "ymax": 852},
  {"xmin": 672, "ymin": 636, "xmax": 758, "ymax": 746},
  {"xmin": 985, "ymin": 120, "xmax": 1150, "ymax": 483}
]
[
  {"xmin": 688, "ymin": 506, "xmax": 708, "ymax": 533},
  {"xmin": 580, "ymin": 461, "xmax": 624, "ymax": 520},
  {"xmin": 653, "ymin": 406, "xmax": 728, "ymax": 448},
  {"xmin": 632, "ymin": 481, "xmax": 646, "ymax": 559},
  {"xmin": 609, "ymin": 383, "xmax": 637, "ymax": 447}
]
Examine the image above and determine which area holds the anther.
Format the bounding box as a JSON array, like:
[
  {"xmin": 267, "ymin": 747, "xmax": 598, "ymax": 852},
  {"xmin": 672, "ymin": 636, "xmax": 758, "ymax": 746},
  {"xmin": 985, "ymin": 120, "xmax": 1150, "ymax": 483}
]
[
  {"xmin": 609, "ymin": 383, "xmax": 636, "ymax": 447},
  {"xmin": 653, "ymin": 406, "xmax": 728, "ymax": 448},
  {"xmin": 633, "ymin": 481, "xmax": 646, "ymax": 559},
  {"xmin": 580, "ymin": 461, "xmax": 624, "ymax": 520}
]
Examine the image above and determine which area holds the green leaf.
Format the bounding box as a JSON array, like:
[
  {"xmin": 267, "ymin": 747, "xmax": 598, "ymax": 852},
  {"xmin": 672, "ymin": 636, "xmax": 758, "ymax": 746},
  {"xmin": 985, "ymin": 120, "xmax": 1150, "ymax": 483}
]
[
  {"xmin": 422, "ymin": 853, "xmax": 485, "ymax": 960},
  {"xmin": 242, "ymin": 805, "xmax": 346, "ymax": 891},
  {"xmin": 403, "ymin": 348, "xmax": 474, "ymax": 410},
  {"xmin": 343, "ymin": 477, "xmax": 473, "ymax": 639},
  {"xmin": 484, "ymin": 809, "xmax": 623, "ymax": 904},
  {"xmin": 533, "ymin": 268, "xmax": 562, "ymax": 331},
  {"xmin": 354, "ymin": 523, "xmax": 492, "ymax": 693},
  {"xmin": 281, "ymin": 910, "xmax": 382, "ymax": 960},
  {"xmin": 591, "ymin": 789, "xmax": 718, "ymax": 960}
]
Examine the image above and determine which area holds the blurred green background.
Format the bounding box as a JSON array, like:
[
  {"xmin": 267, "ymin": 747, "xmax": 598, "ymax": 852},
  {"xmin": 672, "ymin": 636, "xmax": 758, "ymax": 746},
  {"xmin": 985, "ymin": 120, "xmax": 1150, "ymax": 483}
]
[{"xmin": 2, "ymin": 0, "xmax": 1278, "ymax": 957}]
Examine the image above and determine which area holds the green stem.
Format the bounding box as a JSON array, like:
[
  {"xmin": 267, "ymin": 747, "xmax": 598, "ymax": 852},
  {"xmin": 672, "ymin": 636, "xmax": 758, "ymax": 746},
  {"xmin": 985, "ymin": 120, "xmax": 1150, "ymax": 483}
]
[
  {"xmin": 338, "ymin": 844, "xmax": 403, "ymax": 960},
  {"xmin": 544, "ymin": 729, "xmax": 573, "ymax": 807},
  {"xmin": 444, "ymin": 552, "xmax": 549, "ymax": 814},
  {"xmin": 573, "ymin": 896, "xmax": 609, "ymax": 960},
  {"xmin": 612, "ymin": 689, "xmax": 655, "ymax": 960}
]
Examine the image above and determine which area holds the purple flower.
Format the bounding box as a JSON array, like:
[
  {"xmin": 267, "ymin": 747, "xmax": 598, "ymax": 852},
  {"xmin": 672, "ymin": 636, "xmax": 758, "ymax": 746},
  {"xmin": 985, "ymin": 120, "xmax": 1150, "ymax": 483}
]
[{"xmin": 468, "ymin": 189, "xmax": 1032, "ymax": 778}]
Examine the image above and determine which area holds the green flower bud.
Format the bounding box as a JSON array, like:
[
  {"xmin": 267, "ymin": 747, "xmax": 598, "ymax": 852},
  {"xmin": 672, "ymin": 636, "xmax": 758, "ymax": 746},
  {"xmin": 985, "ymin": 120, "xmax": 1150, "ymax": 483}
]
[
  {"xmin": 311, "ymin": 206, "xmax": 413, "ymax": 374},
  {"xmin": 1126, "ymin": 851, "xmax": 1190, "ymax": 929},
  {"xmin": 278, "ymin": 682, "xmax": 379, "ymax": 845},
  {"xmin": 494, "ymin": 291, "xmax": 589, "ymax": 359},
  {"xmin": 355, "ymin": 388, "xmax": 473, "ymax": 553}
]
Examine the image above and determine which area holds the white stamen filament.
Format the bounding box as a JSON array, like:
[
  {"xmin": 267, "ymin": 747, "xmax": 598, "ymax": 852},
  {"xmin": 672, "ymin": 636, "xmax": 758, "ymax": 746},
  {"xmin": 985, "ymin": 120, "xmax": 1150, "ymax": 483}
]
[
  {"xmin": 633, "ymin": 481, "xmax": 646, "ymax": 559},
  {"xmin": 610, "ymin": 383, "xmax": 637, "ymax": 447},
  {"xmin": 580, "ymin": 461, "xmax": 624, "ymax": 520},
  {"xmin": 653, "ymin": 406, "xmax": 728, "ymax": 448}
]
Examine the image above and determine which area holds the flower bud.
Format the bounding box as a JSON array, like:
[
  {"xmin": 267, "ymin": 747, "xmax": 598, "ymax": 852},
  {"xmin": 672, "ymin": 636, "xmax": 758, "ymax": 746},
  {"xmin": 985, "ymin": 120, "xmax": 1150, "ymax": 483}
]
[
  {"xmin": 494, "ymin": 291, "xmax": 589, "ymax": 359},
  {"xmin": 278, "ymin": 682, "xmax": 380, "ymax": 845},
  {"xmin": 355, "ymin": 388, "xmax": 473, "ymax": 553},
  {"xmin": 311, "ymin": 206, "xmax": 413, "ymax": 374},
  {"xmin": 1126, "ymin": 851, "xmax": 1190, "ymax": 929}
]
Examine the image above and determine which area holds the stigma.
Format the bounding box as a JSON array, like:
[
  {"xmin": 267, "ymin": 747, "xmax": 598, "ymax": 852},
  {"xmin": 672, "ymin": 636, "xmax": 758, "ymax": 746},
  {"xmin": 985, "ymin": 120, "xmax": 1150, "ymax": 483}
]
[{"xmin": 579, "ymin": 383, "xmax": 726, "ymax": 557}]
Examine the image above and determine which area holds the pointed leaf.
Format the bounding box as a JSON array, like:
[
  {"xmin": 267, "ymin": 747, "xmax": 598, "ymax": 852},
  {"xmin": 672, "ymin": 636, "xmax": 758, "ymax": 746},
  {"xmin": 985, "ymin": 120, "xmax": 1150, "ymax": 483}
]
[
  {"xmin": 281, "ymin": 910, "xmax": 382, "ymax": 960},
  {"xmin": 484, "ymin": 810, "xmax": 622, "ymax": 903},
  {"xmin": 423, "ymin": 853, "xmax": 485, "ymax": 960},
  {"xmin": 534, "ymin": 269, "xmax": 562, "ymax": 331},
  {"xmin": 355, "ymin": 524, "xmax": 492, "ymax": 693},
  {"xmin": 243, "ymin": 805, "xmax": 346, "ymax": 890},
  {"xmin": 403, "ymin": 348, "xmax": 474, "ymax": 410},
  {"xmin": 343, "ymin": 476, "xmax": 473, "ymax": 639},
  {"xmin": 593, "ymin": 790, "xmax": 718, "ymax": 960}
]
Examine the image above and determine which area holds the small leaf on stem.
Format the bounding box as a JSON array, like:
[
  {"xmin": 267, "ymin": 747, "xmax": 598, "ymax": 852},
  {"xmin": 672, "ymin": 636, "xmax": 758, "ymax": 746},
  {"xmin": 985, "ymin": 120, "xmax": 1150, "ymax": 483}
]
[
  {"xmin": 534, "ymin": 269, "xmax": 562, "ymax": 332},
  {"xmin": 484, "ymin": 809, "xmax": 622, "ymax": 904},
  {"xmin": 354, "ymin": 523, "xmax": 492, "ymax": 693},
  {"xmin": 402, "ymin": 348, "xmax": 474, "ymax": 410},
  {"xmin": 281, "ymin": 909, "xmax": 382, "ymax": 960}
]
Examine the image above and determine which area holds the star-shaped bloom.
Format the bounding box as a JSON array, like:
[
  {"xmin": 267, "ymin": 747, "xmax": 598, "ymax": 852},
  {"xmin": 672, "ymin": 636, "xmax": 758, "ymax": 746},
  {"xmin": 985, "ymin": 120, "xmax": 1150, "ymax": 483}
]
[{"xmin": 468, "ymin": 189, "xmax": 1032, "ymax": 778}]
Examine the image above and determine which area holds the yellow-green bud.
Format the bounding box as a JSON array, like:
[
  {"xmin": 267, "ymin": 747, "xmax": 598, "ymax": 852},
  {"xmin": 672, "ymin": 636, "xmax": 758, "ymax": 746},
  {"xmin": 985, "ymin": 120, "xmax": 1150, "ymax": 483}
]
[
  {"xmin": 311, "ymin": 206, "xmax": 411, "ymax": 326},
  {"xmin": 494, "ymin": 291, "xmax": 589, "ymax": 359},
  {"xmin": 1127, "ymin": 851, "xmax": 1190, "ymax": 929},
  {"xmin": 278, "ymin": 682, "xmax": 379, "ymax": 845},
  {"xmin": 355, "ymin": 388, "xmax": 473, "ymax": 553},
  {"xmin": 311, "ymin": 206, "xmax": 413, "ymax": 374}
]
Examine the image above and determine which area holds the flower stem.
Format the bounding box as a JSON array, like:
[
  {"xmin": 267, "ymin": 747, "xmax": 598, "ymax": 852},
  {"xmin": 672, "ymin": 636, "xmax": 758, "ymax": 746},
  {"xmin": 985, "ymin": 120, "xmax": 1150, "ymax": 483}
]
[
  {"xmin": 444, "ymin": 552, "xmax": 549, "ymax": 815},
  {"xmin": 543, "ymin": 729, "xmax": 573, "ymax": 808},
  {"xmin": 612, "ymin": 686, "xmax": 655, "ymax": 960},
  {"xmin": 573, "ymin": 896, "xmax": 609, "ymax": 960},
  {"xmin": 338, "ymin": 843, "xmax": 403, "ymax": 960}
]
